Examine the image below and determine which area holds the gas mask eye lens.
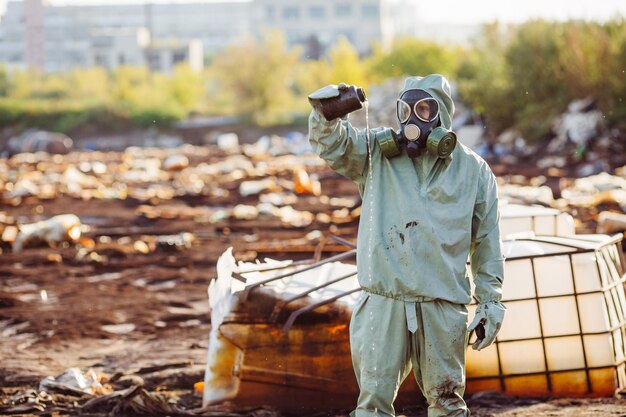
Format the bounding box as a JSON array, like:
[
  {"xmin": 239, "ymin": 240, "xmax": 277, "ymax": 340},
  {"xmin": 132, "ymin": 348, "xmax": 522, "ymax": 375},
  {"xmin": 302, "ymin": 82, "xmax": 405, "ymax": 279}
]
[
  {"xmin": 414, "ymin": 98, "xmax": 439, "ymax": 122},
  {"xmin": 396, "ymin": 100, "xmax": 411, "ymax": 123}
]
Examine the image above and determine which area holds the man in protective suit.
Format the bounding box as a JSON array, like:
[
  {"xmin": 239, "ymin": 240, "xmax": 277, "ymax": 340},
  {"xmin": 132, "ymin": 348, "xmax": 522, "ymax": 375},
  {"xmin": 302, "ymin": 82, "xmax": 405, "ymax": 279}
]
[{"xmin": 307, "ymin": 74, "xmax": 505, "ymax": 417}]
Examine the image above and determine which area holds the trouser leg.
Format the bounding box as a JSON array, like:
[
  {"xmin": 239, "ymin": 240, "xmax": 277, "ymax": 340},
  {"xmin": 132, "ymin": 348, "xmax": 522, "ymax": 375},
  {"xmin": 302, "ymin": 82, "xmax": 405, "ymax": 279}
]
[
  {"xmin": 411, "ymin": 300, "xmax": 470, "ymax": 417},
  {"xmin": 350, "ymin": 293, "xmax": 411, "ymax": 417}
]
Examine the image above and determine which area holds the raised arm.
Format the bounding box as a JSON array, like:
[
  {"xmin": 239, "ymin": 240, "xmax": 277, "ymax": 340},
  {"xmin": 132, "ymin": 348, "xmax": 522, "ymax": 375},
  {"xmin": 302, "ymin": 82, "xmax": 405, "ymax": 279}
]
[{"xmin": 308, "ymin": 109, "xmax": 370, "ymax": 181}]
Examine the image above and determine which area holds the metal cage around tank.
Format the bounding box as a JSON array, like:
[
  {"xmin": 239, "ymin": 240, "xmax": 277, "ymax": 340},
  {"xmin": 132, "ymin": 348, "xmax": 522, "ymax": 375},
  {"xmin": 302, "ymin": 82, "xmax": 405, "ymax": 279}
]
[
  {"xmin": 466, "ymin": 234, "xmax": 626, "ymax": 397},
  {"xmin": 204, "ymin": 233, "xmax": 626, "ymax": 404}
]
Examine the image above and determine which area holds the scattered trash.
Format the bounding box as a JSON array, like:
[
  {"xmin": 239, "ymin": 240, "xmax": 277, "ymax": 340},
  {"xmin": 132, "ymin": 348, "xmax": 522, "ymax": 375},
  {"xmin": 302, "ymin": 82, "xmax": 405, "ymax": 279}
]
[
  {"xmin": 554, "ymin": 97, "xmax": 603, "ymax": 148},
  {"xmin": 259, "ymin": 192, "xmax": 298, "ymax": 206},
  {"xmin": 257, "ymin": 204, "xmax": 315, "ymax": 227},
  {"xmin": 232, "ymin": 205, "xmax": 259, "ymax": 220},
  {"xmin": 101, "ymin": 323, "xmax": 136, "ymax": 335},
  {"xmin": 133, "ymin": 240, "xmax": 151, "ymax": 254},
  {"xmin": 575, "ymin": 160, "xmax": 610, "ymax": 177},
  {"xmin": 13, "ymin": 214, "xmax": 82, "ymax": 251},
  {"xmin": 0, "ymin": 389, "xmax": 49, "ymax": 414},
  {"xmin": 242, "ymin": 135, "xmax": 270, "ymax": 158},
  {"xmin": 86, "ymin": 272, "xmax": 123, "ymax": 283},
  {"xmin": 536, "ymin": 156, "xmax": 567, "ymax": 169},
  {"xmin": 3, "ymin": 133, "xmax": 626, "ymax": 416},
  {"xmin": 5, "ymin": 178, "xmax": 40, "ymax": 199},
  {"xmin": 597, "ymin": 211, "xmax": 626, "ymax": 234},
  {"xmin": 293, "ymin": 167, "xmax": 321, "ymax": 196},
  {"xmin": 1, "ymin": 225, "xmax": 18, "ymax": 243},
  {"xmin": 216, "ymin": 133, "xmax": 240, "ymax": 154},
  {"xmin": 162, "ymin": 154, "xmax": 190, "ymax": 171},
  {"xmin": 156, "ymin": 233, "xmax": 195, "ymax": 250},
  {"xmin": 194, "ymin": 381, "xmax": 204, "ymax": 394},
  {"xmin": 239, "ymin": 178, "xmax": 280, "ymax": 197},
  {"xmin": 3, "ymin": 130, "xmax": 73, "ymax": 157},
  {"xmin": 497, "ymin": 183, "xmax": 554, "ymax": 206},
  {"xmin": 39, "ymin": 368, "xmax": 111, "ymax": 396}
]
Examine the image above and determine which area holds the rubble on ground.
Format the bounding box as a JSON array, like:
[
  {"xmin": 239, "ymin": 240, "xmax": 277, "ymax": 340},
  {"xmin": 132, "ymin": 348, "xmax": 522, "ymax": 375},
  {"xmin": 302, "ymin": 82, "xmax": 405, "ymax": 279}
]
[{"xmin": 1, "ymin": 129, "xmax": 626, "ymax": 417}]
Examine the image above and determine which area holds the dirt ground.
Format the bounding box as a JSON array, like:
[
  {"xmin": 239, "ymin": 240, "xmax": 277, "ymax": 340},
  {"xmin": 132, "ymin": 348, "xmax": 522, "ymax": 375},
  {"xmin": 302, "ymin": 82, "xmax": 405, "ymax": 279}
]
[{"xmin": 2, "ymin": 145, "xmax": 626, "ymax": 416}]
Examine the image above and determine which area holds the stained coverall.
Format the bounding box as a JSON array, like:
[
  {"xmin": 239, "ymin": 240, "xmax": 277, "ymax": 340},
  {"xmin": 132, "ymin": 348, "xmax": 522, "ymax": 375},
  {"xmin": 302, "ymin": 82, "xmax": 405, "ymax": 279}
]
[{"xmin": 308, "ymin": 74, "xmax": 504, "ymax": 417}]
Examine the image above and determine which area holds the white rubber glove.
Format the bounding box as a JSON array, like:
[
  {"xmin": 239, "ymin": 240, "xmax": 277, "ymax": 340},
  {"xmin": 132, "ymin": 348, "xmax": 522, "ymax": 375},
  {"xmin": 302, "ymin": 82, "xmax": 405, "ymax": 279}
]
[{"xmin": 468, "ymin": 301, "xmax": 506, "ymax": 351}]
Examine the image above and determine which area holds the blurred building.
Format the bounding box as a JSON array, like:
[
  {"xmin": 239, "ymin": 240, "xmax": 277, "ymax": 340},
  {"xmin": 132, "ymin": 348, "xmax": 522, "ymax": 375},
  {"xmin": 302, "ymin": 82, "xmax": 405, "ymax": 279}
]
[
  {"xmin": 0, "ymin": 0, "xmax": 250, "ymax": 72},
  {"xmin": 0, "ymin": 0, "xmax": 414, "ymax": 72},
  {"xmin": 252, "ymin": 0, "xmax": 394, "ymax": 58}
]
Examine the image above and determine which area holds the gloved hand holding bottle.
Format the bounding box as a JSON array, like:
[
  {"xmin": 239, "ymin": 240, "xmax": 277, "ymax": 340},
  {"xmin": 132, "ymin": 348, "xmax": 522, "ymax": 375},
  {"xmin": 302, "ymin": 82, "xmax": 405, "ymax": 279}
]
[
  {"xmin": 467, "ymin": 301, "xmax": 506, "ymax": 351},
  {"xmin": 307, "ymin": 83, "xmax": 367, "ymax": 121}
]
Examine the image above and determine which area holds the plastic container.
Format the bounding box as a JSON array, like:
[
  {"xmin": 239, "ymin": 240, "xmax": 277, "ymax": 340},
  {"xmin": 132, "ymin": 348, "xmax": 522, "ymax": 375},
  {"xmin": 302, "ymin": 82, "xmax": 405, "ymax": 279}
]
[
  {"xmin": 467, "ymin": 234, "xmax": 626, "ymax": 396},
  {"xmin": 204, "ymin": 233, "xmax": 626, "ymax": 405},
  {"xmin": 499, "ymin": 203, "xmax": 575, "ymax": 238}
]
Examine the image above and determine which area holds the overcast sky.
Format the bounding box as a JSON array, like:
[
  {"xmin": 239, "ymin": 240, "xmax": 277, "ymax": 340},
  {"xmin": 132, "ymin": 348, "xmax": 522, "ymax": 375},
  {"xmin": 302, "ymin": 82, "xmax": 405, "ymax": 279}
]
[
  {"xmin": 1, "ymin": 0, "xmax": 625, "ymax": 24},
  {"xmin": 417, "ymin": 0, "xmax": 626, "ymax": 24}
]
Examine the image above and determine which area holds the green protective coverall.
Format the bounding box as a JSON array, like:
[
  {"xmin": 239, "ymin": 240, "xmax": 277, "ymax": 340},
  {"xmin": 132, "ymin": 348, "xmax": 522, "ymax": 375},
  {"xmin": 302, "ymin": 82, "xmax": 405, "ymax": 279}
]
[{"xmin": 308, "ymin": 74, "xmax": 504, "ymax": 417}]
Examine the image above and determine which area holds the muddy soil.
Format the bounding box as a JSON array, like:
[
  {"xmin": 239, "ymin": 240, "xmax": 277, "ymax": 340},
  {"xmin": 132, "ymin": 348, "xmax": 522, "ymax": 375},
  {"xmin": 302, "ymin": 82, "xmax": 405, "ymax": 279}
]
[{"xmin": 1, "ymin": 147, "xmax": 626, "ymax": 417}]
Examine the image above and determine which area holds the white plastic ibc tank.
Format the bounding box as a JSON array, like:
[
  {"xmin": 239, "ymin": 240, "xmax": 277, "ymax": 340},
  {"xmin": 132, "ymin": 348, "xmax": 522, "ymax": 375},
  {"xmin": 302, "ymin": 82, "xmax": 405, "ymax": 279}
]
[
  {"xmin": 466, "ymin": 234, "xmax": 626, "ymax": 397},
  {"xmin": 499, "ymin": 203, "xmax": 575, "ymax": 239}
]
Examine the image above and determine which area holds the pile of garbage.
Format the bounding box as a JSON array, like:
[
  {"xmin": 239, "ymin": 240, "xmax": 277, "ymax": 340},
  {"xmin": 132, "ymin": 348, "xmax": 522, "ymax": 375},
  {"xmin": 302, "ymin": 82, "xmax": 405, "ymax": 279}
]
[
  {"xmin": 2, "ymin": 130, "xmax": 73, "ymax": 158},
  {"xmin": 2, "ymin": 128, "xmax": 626, "ymax": 256},
  {"xmin": 497, "ymin": 169, "xmax": 626, "ymax": 235},
  {"xmin": 477, "ymin": 97, "xmax": 626, "ymax": 177},
  {"xmin": 0, "ymin": 133, "xmax": 365, "ymax": 257},
  {"xmin": 0, "ymin": 367, "xmax": 277, "ymax": 416}
]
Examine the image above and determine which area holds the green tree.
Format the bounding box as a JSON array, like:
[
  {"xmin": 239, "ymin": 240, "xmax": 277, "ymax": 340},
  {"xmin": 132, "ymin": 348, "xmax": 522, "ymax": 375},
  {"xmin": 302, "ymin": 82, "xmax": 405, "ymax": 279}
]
[
  {"xmin": 0, "ymin": 66, "xmax": 9, "ymax": 96},
  {"xmin": 367, "ymin": 37, "xmax": 458, "ymax": 82},
  {"xmin": 504, "ymin": 20, "xmax": 570, "ymax": 141},
  {"xmin": 169, "ymin": 64, "xmax": 204, "ymax": 111},
  {"xmin": 327, "ymin": 36, "xmax": 368, "ymax": 86},
  {"xmin": 210, "ymin": 30, "xmax": 301, "ymax": 125},
  {"xmin": 456, "ymin": 23, "xmax": 515, "ymax": 135},
  {"xmin": 606, "ymin": 18, "xmax": 626, "ymax": 127},
  {"xmin": 66, "ymin": 68, "xmax": 110, "ymax": 103}
]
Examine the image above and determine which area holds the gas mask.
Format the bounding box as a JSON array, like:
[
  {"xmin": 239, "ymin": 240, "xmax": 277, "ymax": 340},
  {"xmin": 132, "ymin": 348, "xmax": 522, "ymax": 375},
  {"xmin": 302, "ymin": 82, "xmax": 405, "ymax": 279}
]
[{"xmin": 376, "ymin": 89, "xmax": 457, "ymax": 159}]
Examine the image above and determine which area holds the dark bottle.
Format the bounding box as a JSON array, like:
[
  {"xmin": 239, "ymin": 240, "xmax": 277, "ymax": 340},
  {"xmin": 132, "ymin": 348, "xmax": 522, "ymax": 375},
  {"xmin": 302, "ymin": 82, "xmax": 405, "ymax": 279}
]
[{"xmin": 308, "ymin": 85, "xmax": 367, "ymax": 120}]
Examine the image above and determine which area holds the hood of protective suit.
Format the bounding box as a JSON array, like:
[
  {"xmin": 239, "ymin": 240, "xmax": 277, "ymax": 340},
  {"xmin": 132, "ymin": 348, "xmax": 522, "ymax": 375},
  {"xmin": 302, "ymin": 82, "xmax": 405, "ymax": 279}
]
[{"xmin": 399, "ymin": 74, "xmax": 455, "ymax": 130}]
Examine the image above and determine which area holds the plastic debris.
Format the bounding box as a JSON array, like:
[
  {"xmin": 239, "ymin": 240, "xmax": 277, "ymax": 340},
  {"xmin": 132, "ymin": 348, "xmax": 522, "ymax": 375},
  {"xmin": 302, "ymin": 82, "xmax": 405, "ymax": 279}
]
[
  {"xmin": 293, "ymin": 167, "xmax": 321, "ymax": 196},
  {"xmin": 498, "ymin": 183, "xmax": 554, "ymax": 206},
  {"xmin": 216, "ymin": 133, "xmax": 240, "ymax": 154},
  {"xmin": 555, "ymin": 97, "xmax": 603, "ymax": 147},
  {"xmin": 239, "ymin": 178, "xmax": 280, "ymax": 197},
  {"xmin": 39, "ymin": 368, "xmax": 110, "ymax": 396},
  {"xmin": 194, "ymin": 381, "xmax": 204, "ymax": 394},
  {"xmin": 156, "ymin": 233, "xmax": 195, "ymax": 250},
  {"xmin": 3, "ymin": 130, "xmax": 73, "ymax": 157},
  {"xmin": 13, "ymin": 214, "xmax": 82, "ymax": 252},
  {"xmin": 597, "ymin": 211, "xmax": 626, "ymax": 234},
  {"xmin": 162, "ymin": 154, "xmax": 189, "ymax": 171},
  {"xmin": 101, "ymin": 323, "xmax": 136, "ymax": 334},
  {"xmin": 2, "ymin": 225, "xmax": 18, "ymax": 243},
  {"xmin": 6, "ymin": 178, "xmax": 40, "ymax": 199},
  {"xmin": 0, "ymin": 389, "xmax": 48, "ymax": 414},
  {"xmin": 275, "ymin": 205, "xmax": 314, "ymax": 228},
  {"xmin": 259, "ymin": 192, "xmax": 298, "ymax": 206},
  {"xmin": 232, "ymin": 204, "xmax": 259, "ymax": 220}
]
